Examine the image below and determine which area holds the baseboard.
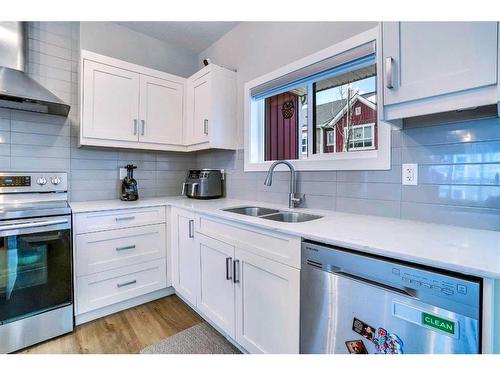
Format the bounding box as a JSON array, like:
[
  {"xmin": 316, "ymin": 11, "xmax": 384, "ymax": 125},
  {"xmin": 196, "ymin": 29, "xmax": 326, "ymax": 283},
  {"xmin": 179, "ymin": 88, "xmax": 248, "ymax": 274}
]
[{"xmin": 75, "ymin": 287, "xmax": 175, "ymax": 325}]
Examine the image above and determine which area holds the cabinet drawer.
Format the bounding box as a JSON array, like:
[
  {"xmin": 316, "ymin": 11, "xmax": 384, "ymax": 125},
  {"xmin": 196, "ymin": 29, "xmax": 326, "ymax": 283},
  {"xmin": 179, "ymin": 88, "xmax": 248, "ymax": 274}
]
[
  {"xmin": 197, "ymin": 215, "xmax": 301, "ymax": 268},
  {"xmin": 75, "ymin": 206, "xmax": 166, "ymax": 234},
  {"xmin": 76, "ymin": 258, "xmax": 167, "ymax": 314},
  {"xmin": 76, "ymin": 224, "xmax": 166, "ymax": 276}
]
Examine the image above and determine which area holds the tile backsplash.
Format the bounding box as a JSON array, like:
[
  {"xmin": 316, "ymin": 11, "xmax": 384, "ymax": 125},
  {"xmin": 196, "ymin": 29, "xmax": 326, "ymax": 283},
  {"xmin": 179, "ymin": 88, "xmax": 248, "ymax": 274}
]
[
  {"xmin": 197, "ymin": 118, "xmax": 500, "ymax": 231},
  {"xmin": 1, "ymin": 22, "xmax": 498, "ymax": 231}
]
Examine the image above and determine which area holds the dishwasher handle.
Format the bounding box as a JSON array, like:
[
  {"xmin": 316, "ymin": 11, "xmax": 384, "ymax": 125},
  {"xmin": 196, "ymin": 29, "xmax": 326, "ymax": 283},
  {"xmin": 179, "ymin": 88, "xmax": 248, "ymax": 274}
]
[{"xmin": 329, "ymin": 266, "xmax": 418, "ymax": 299}]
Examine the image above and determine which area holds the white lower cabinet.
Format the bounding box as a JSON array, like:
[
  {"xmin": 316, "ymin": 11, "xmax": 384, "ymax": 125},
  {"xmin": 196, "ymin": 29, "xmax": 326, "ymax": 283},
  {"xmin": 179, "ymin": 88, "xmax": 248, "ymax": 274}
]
[
  {"xmin": 171, "ymin": 208, "xmax": 199, "ymax": 306},
  {"xmin": 172, "ymin": 212, "xmax": 301, "ymax": 354},
  {"xmin": 73, "ymin": 206, "xmax": 168, "ymax": 321},
  {"xmin": 77, "ymin": 258, "xmax": 167, "ymax": 314},
  {"xmin": 197, "ymin": 234, "xmax": 236, "ymax": 338},
  {"xmin": 234, "ymin": 248, "xmax": 300, "ymax": 354}
]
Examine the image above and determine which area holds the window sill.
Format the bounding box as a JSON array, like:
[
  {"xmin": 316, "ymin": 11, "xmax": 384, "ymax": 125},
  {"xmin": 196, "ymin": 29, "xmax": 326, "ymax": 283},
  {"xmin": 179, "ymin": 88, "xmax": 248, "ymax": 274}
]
[{"xmin": 244, "ymin": 149, "xmax": 391, "ymax": 172}]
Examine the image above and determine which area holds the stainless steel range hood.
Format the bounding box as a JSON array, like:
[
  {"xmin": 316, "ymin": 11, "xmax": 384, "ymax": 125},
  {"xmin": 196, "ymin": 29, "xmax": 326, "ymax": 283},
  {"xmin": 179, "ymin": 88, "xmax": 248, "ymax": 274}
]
[{"xmin": 0, "ymin": 22, "xmax": 70, "ymax": 117}]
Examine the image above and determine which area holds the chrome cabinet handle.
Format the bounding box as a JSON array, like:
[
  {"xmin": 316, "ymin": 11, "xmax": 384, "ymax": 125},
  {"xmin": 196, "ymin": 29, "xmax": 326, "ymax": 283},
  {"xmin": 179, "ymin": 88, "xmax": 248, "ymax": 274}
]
[
  {"xmin": 204, "ymin": 119, "xmax": 208, "ymax": 135},
  {"xmin": 115, "ymin": 245, "xmax": 136, "ymax": 252},
  {"xmin": 141, "ymin": 119, "xmax": 145, "ymax": 136},
  {"xmin": 226, "ymin": 257, "xmax": 233, "ymax": 280},
  {"xmin": 188, "ymin": 219, "xmax": 194, "ymax": 238},
  {"xmin": 385, "ymin": 56, "xmax": 394, "ymax": 89},
  {"xmin": 115, "ymin": 216, "xmax": 135, "ymax": 222},
  {"xmin": 233, "ymin": 259, "xmax": 240, "ymax": 283},
  {"xmin": 117, "ymin": 280, "xmax": 137, "ymax": 288},
  {"xmin": 133, "ymin": 119, "xmax": 138, "ymax": 135}
]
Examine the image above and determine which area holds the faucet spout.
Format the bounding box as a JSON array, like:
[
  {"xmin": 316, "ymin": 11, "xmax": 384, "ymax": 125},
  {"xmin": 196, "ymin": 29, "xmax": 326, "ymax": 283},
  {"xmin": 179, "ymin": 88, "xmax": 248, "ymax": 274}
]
[{"xmin": 263, "ymin": 160, "xmax": 302, "ymax": 208}]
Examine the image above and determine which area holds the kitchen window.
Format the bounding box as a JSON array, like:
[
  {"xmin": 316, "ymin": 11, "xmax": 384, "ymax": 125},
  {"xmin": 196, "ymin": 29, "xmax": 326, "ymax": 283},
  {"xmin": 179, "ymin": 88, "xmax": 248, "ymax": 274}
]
[{"xmin": 244, "ymin": 27, "xmax": 390, "ymax": 171}]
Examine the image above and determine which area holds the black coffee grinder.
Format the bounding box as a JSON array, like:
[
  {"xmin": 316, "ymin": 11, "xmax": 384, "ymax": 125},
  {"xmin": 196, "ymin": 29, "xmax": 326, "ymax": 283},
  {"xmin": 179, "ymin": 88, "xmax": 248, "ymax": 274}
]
[{"xmin": 121, "ymin": 164, "xmax": 138, "ymax": 201}]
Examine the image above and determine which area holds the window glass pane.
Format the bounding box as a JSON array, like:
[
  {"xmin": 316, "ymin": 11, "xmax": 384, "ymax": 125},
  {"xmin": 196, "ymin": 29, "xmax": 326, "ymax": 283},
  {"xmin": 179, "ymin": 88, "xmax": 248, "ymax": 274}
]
[
  {"xmin": 364, "ymin": 126, "xmax": 372, "ymax": 138},
  {"xmin": 256, "ymin": 86, "xmax": 307, "ymax": 161},
  {"xmin": 313, "ymin": 62, "xmax": 377, "ymax": 154}
]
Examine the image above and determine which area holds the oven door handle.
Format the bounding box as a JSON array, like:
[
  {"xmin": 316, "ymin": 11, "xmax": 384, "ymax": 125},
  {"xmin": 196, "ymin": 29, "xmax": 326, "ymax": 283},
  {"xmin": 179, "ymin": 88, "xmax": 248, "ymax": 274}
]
[{"xmin": 0, "ymin": 218, "xmax": 70, "ymax": 233}]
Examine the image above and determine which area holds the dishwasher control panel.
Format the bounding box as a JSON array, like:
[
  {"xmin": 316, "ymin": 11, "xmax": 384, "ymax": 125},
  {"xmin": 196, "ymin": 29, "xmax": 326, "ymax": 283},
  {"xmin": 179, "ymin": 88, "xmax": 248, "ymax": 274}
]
[
  {"xmin": 391, "ymin": 267, "xmax": 468, "ymax": 296},
  {"xmin": 302, "ymin": 241, "xmax": 481, "ymax": 310}
]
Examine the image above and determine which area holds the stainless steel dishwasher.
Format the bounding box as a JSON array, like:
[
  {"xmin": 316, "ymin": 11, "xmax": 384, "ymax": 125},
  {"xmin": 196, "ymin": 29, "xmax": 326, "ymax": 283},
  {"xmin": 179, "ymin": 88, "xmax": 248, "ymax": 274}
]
[{"xmin": 300, "ymin": 241, "xmax": 482, "ymax": 354}]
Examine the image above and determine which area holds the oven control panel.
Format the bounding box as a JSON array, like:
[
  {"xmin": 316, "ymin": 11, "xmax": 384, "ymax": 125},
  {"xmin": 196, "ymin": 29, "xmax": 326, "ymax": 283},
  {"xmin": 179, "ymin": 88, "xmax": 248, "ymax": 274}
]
[
  {"xmin": 0, "ymin": 172, "xmax": 67, "ymax": 193},
  {"xmin": 0, "ymin": 176, "xmax": 31, "ymax": 187}
]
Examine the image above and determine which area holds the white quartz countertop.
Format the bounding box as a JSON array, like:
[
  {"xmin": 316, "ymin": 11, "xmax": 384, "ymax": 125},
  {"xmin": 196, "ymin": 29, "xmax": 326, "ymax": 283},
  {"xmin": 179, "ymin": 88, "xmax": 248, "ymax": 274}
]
[{"xmin": 70, "ymin": 196, "xmax": 500, "ymax": 279}]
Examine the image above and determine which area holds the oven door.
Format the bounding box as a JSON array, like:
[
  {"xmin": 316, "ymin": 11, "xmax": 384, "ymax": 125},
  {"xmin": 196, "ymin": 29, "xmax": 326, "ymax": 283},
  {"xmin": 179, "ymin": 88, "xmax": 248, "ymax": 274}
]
[{"xmin": 0, "ymin": 215, "xmax": 72, "ymax": 324}]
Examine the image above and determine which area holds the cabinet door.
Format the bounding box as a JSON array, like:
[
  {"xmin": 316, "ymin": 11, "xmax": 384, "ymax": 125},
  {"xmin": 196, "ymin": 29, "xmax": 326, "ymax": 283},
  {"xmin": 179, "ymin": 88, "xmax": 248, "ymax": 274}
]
[
  {"xmin": 191, "ymin": 73, "xmax": 211, "ymax": 144},
  {"xmin": 172, "ymin": 209, "xmax": 199, "ymax": 306},
  {"xmin": 82, "ymin": 60, "xmax": 140, "ymax": 142},
  {"xmin": 383, "ymin": 22, "xmax": 498, "ymax": 105},
  {"xmin": 139, "ymin": 75, "xmax": 183, "ymax": 145},
  {"xmin": 197, "ymin": 234, "xmax": 235, "ymax": 338},
  {"xmin": 234, "ymin": 249, "xmax": 300, "ymax": 354}
]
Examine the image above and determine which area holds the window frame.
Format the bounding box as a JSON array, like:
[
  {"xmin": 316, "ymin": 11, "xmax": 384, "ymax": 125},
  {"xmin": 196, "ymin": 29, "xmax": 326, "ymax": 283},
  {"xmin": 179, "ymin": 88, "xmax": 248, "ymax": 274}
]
[
  {"xmin": 326, "ymin": 129, "xmax": 336, "ymax": 148},
  {"xmin": 244, "ymin": 26, "xmax": 390, "ymax": 172},
  {"xmin": 348, "ymin": 123, "xmax": 376, "ymax": 151}
]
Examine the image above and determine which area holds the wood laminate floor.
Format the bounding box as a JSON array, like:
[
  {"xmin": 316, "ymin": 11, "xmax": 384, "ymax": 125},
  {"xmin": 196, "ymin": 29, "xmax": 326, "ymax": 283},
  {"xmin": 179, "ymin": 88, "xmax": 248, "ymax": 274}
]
[{"xmin": 19, "ymin": 295, "xmax": 203, "ymax": 354}]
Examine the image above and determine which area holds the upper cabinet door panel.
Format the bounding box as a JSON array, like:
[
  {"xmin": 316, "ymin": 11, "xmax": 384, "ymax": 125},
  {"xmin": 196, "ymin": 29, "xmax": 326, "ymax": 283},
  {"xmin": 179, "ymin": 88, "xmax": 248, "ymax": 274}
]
[
  {"xmin": 139, "ymin": 75, "xmax": 183, "ymax": 145},
  {"xmin": 83, "ymin": 60, "xmax": 140, "ymax": 141},
  {"xmin": 192, "ymin": 74, "xmax": 211, "ymax": 144},
  {"xmin": 383, "ymin": 22, "xmax": 498, "ymax": 105}
]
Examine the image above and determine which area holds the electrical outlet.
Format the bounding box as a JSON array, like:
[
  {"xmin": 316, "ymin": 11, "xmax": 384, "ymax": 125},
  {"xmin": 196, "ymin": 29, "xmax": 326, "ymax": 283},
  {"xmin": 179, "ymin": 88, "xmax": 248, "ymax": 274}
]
[
  {"xmin": 119, "ymin": 168, "xmax": 127, "ymax": 180},
  {"xmin": 402, "ymin": 164, "xmax": 418, "ymax": 185}
]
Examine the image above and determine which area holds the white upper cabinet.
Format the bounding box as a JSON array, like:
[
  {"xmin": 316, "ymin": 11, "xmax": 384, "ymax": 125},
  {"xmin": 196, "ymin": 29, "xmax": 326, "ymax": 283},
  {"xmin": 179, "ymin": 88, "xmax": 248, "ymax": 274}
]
[
  {"xmin": 185, "ymin": 64, "xmax": 237, "ymax": 151},
  {"xmin": 382, "ymin": 22, "xmax": 499, "ymax": 120},
  {"xmin": 191, "ymin": 73, "xmax": 211, "ymax": 144},
  {"xmin": 82, "ymin": 60, "xmax": 140, "ymax": 142},
  {"xmin": 80, "ymin": 51, "xmax": 237, "ymax": 152},
  {"xmin": 139, "ymin": 74, "xmax": 183, "ymax": 145},
  {"xmin": 80, "ymin": 50, "xmax": 186, "ymax": 152}
]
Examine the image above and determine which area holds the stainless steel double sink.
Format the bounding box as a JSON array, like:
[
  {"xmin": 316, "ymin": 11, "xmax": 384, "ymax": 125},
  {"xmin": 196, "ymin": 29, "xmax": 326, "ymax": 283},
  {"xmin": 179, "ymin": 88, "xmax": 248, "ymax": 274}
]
[{"xmin": 222, "ymin": 206, "xmax": 322, "ymax": 223}]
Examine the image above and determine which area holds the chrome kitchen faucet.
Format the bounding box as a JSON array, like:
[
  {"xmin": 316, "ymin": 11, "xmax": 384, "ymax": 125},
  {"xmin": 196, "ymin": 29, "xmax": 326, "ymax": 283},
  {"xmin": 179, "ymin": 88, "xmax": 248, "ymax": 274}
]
[{"xmin": 264, "ymin": 160, "xmax": 303, "ymax": 209}]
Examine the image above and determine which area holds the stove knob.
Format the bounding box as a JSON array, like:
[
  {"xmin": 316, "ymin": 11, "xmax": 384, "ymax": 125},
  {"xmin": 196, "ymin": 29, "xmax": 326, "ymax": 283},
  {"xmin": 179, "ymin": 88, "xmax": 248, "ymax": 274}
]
[
  {"xmin": 51, "ymin": 176, "xmax": 62, "ymax": 185},
  {"xmin": 36, "ymin": 177, "xmax": 47, "ymax": 186}
]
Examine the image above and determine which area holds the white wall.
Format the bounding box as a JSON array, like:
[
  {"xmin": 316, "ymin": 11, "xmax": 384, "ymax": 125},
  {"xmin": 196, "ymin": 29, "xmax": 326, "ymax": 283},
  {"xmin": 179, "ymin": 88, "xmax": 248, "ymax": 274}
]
[
  {"xmin": 198, "ymin": 21, "xmax": 378, "ymax": 148},
  {"xmin": 80, "ymin": 22, "xmax": 199, "ymax": 77}
]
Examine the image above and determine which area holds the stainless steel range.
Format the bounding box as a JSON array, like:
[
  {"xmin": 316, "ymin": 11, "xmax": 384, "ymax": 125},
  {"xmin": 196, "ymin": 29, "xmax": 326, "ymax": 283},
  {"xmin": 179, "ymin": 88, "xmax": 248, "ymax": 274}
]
[{"xmin": 0, "ymin": 172, "xmax": 73, "ymax": 353}]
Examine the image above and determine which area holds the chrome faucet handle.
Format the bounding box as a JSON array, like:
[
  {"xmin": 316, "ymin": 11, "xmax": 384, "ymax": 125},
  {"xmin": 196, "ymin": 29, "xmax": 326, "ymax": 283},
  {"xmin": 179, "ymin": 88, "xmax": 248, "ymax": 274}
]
[{"xmin": 289, "ymin": 193, "xmax": 304, "ymax": 208}]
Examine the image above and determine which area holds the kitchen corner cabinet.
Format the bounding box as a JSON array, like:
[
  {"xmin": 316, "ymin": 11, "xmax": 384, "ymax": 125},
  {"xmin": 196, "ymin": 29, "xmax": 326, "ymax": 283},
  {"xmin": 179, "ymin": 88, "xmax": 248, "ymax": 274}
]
[
  {"xmin": 382, "ymin": 22, "xmax": 499, "ymax": 120},
  {"xmin": 80, "ymin": 50, "xmax": 185, "ymax": 151},
  {"xmin": 185, "ymin": 64, "xmax": 237, "ymax": 151},
  {"xmin": 170, "ymin": 208, "xmax": 199, "ymax": 306}
]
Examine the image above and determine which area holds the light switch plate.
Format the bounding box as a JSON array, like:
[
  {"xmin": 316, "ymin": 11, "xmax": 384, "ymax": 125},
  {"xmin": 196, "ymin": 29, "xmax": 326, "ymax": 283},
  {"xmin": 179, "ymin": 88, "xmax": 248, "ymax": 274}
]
[
  {"xmin": 402, "ymin": 164, "xmax": 418, "ymax": 185},
  {"xmin": 119, "ymin": 168, "xmax": 127, "ymax": 180}
]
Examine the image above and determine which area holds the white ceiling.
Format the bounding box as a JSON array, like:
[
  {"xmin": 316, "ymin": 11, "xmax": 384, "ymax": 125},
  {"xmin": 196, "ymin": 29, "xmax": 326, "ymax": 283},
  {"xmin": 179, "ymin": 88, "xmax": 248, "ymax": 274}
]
[{"xmin": 115, "ymin": 22, "xmax": 240, "ymax": 54}]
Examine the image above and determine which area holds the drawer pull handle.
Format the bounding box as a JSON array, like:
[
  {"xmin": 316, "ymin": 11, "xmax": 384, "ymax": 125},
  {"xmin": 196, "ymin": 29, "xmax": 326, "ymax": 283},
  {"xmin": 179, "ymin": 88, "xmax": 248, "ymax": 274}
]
[
  {"xmin": 117, "ymin": 280, "xmax": 137, "ymax": 288},
  {"xmin": 115, "ymin": 245, "xmax": 136, "ymax": 252},
  {"xmin": 115, "ymin": 216, "xmax": 136, "ymax": 222}
]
